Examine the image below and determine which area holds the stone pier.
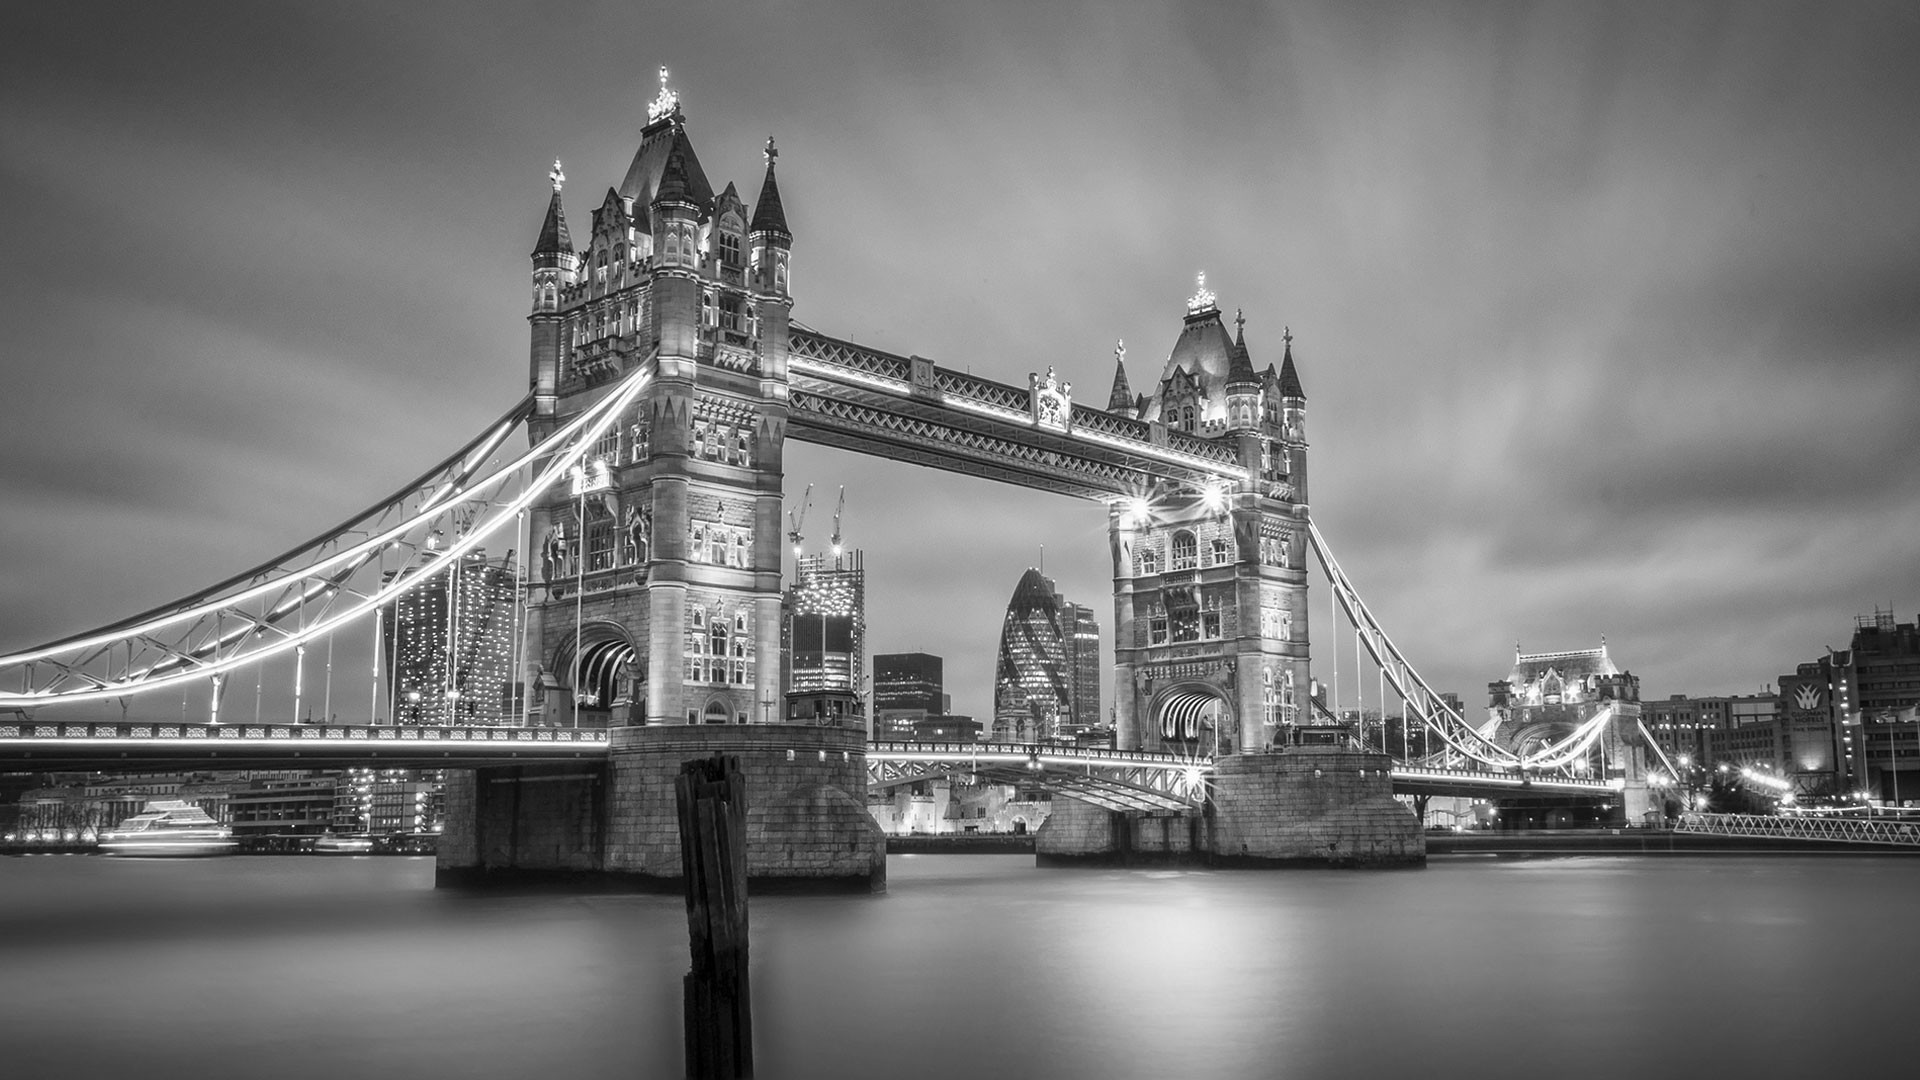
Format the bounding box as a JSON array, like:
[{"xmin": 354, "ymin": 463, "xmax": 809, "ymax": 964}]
[
  {"xmin": 1034, "ymin": 746, "xmax": 1424, "ymax": 869},
  {"xmin": 437, "ymin": 724, "xmax": 886, "ymax": 892}
]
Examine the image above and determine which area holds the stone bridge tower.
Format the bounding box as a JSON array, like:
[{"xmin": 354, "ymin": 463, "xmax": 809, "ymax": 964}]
[
  {"xmin": 1108, "ymin": 276, "xmax": 1312, "ymax": 758},
  {"xmin": 441, "ymin": 75, "xmax": 884, "ymax": 892},
  {"xmin": 521, "ymin": 77, "xmax": 792, "ymax": 731}
]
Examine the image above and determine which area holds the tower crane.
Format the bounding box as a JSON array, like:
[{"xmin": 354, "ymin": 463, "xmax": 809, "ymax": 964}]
[
  {"xmin": 830, "ymin": 486, "xmax": 846, "ymax": 558},
  {"xmin": 787, "ymin": 483, "xmax": 813, "ymax": 559}
]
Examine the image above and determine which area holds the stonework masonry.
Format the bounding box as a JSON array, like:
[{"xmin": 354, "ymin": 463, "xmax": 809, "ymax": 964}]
[
  {"xmin": 437, "ymin": 725, "xmax": 885, "ymax": 892},
  {"xmin": 1035, "ymin": 746, "xmax": 1424, "ymax": 868}
]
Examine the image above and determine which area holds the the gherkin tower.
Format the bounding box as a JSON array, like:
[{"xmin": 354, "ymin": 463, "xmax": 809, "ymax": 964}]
[{"xmin": 993, "ymin": 568, "xmax": 1098, "ymax": 743}]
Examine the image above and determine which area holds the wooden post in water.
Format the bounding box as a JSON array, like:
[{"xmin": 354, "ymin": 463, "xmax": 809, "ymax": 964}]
[{"xmin": 676, "ymin": 753, "xmax": 752, "ymax": 1079}]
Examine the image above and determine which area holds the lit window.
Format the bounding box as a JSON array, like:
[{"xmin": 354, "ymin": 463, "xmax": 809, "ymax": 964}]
[{"xmin": 1209, "ymin": 537, "xmax": 1231, "ymax": 566}]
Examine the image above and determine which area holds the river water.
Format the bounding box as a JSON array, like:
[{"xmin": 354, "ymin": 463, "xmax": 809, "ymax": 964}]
[{"xmin": 1, "ymin": 852, "xmax": 1915, "ymax": 1079}]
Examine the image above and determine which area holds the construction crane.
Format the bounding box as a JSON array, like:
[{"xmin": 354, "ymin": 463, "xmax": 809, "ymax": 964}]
[
  {"xmin": 830, "ymin": 486, "xmax": 846, "ymax": 557},
  {"xmin": 787, "ymin": 483, "xmax": 813, "ymax": 559}
]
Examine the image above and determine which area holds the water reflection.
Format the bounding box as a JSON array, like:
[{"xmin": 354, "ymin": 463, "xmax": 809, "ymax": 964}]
[{"xmin": 1, "ymin": 854, "xmax": 1916, "ymax": 1078}]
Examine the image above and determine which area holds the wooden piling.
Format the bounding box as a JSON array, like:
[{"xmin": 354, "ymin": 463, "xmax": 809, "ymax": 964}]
[{"xmin": 676, "ymin": 753, "xmax": 752, "ymax": 1079}]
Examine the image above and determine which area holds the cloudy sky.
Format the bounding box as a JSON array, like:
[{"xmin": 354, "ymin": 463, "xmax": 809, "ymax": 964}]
[{"xmin": 3, "ymin": 2, "xmax": 1917, "ymax": 724}]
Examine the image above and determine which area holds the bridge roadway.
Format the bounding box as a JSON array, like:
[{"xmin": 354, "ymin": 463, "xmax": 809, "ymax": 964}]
[{"xmin": 0, "ymin": 722, "xmax": 1619, "ymax": 804}]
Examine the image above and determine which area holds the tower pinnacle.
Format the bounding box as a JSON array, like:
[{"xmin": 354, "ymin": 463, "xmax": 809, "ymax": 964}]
[
  {"xmin": 549, "ymin": 159, "xmax": 565, "ymax": 193},
  {"xmin": 647, "ymin": 65, "xmax": 681, "ymax": 124},
  {"xmin": 1186, "ymin": 271, "xmax": 1217, "ymax": 316}
]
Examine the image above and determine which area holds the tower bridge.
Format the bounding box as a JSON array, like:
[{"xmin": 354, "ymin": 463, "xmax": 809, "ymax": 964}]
[{"xmin": 0, "ymin": 78, "xmax": 1655, "ymax": 887}]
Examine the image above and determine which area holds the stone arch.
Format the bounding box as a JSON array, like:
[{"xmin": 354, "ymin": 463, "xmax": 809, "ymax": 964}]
[
  {"xmin": 701, "ymin": 697, "xmax": 733, "ymax": 724},
  {"xmin": 555, "ymin": 619, "xmax": 637, "ymax": 715},
  {"xmin": 1149, "ymin": 682, "xmax": 1234, "ymax": 755}
]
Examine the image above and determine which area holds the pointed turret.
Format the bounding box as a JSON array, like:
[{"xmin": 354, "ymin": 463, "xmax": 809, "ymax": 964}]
[
  {"xmin": 751, "ymin": 136, "xmax": 793, "ymax": 298},
  {"xmin": 749, "ymin": 138, "xmax": 791, "ymax": 243},
  {"xmin": 1107, "ymin": 340, "xmax": 1134, "ymax": 416},
  {"xmin": 1277, "ymin": 327, "xmax": 1305, "ymax": 401},
  {"xmin": 1226, "ymin": 309, "xmax": 1260, "ymax": 391},
  {"xmin": 534, "ymin": 187, "xmax": 572, "ymax": 257}
]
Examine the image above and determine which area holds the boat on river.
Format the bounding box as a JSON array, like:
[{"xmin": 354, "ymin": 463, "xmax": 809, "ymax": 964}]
[
  {"xmin": 312, "ymin": 833, "xmax": 375, "ymax": 854},
  {"xmin": 98, "ymin": 800, "xmax": 236, "ymax": 857}
]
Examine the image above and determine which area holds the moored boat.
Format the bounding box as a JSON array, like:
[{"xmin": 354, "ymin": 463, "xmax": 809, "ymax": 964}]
[
  {"xmin": 98, "ymin": 800, "xmax": 236, "ymax": 857},
  {"xmin": 312, "ymin": 833, "xmax": 375, "ymax": 854}
]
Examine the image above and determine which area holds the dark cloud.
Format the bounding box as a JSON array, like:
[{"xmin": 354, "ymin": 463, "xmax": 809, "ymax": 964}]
[{"xmin": 3, "ymin": 2, "xmax": 1919, "ymax": 719}]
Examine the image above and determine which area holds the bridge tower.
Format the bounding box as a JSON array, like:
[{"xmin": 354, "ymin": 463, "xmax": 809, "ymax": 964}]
[
  {"xmin": 1110, "ymin": 278, "xmax": 1312, "ymax": 758},
  {"xmin": 440, "ymin": 76, "xmax": 882, "ymax": 891},
  {"xmin": 521, "ymin": 79, "xmax": 791, "ymax": 732}
]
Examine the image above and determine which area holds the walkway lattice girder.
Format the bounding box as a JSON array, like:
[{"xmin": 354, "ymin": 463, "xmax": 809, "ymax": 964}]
[{"xmin": 786, "ymin": 330, "xmax": 1244, "ymax": 501}]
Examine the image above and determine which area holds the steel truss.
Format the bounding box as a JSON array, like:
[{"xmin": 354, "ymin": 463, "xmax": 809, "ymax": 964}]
[
  {"xmin": 867, "ymin": 742, "xmax": 1208, "ymax": 812},
  {"xmin": 0, "ymin": 369, "xmax": 651, "ymax": 711},
  {"xmin": 787, "ymin": 330, "xmax": 1244, "ymax": 501},
  {"xmin": 1677, "ymin": 812, "xmax": 1920, "ymax": 848}
]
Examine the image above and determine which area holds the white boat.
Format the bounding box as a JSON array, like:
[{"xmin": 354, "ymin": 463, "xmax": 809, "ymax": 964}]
[
  {"xmin": 98, "ymin": 800, "xmax": 237, "ymax": 857},
  {"xmin": 312, "ymin": 833, "xmax": 374, "ymax": 854}
]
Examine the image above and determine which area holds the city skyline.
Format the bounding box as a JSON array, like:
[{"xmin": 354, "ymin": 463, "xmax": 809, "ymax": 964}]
[{"xmin": 4, "ymin": 5, "xmax": 1919, "ymax": 725}]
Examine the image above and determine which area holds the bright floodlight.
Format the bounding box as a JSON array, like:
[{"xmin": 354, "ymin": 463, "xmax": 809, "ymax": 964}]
[
  {"xmin": 1125, "ymin": 496, "xmax": 1150, "ymax": 525},
  {"xmin": 1200, "ymin": 482, "xmax": 1229, "ymax": 514}
]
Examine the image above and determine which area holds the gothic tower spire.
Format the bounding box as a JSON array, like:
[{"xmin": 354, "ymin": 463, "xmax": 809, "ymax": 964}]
[{"xmin": 1106, "ymin": 340, "xmax": 1134, "ymax": 417}]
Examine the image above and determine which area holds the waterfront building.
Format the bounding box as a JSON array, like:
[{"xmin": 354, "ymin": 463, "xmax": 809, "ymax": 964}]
[
  {"xmin": 382, "ymin": 549, "xmax": 519, "ymax": 726},
  {"xmin": 230, "ymin": 773, "xmax": 341, "ymax": 837},
  {"xmin": 1787, "ymin": 609, "xmax": 1920, "ymax": 803},
  {"xmin": 1644, "ymin": 692, "xmax": 1779, "ymax": 770},
  {"xmin": 993, "ymin": 568, "xmax": 1098, "ymax": 743}
]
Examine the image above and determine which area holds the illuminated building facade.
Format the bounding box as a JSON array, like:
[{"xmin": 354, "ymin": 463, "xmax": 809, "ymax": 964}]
[
  {"xmin": 786, "ymin": 550, "xmax": 865, "ymax": 699},
  {"xmin": 1484, "ymin": 642, "xmax": 1644, "ymax": 783},
  {"xmin": 1781, "ymin": 609, "xmax": 1920, "ymax": 802},
  {"xmin": 873, "ymin": 651, "xmax": 944, "ymax": 741},
  {"xmin": 1108, "ymin": 281, "xmax": 1313, "ymax": 754},
  {"xmin": 520, "ymin": 72, "xmax": 794, "ymax": 728},
  {"xmin": 1064, "ymin": 605, "xmax": 1102, "ymax": 738},
  {"xmin": 383, "ymin": 550, "xmax": 518, "ymax": 725},
  {"xmin": 993, "ymin": 568, "xmax": 1098, "ymax": 743}
]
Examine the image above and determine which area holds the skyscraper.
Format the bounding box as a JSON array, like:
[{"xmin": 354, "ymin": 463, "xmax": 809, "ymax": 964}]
[
  {"xmin": 1064, "ymin": 604, "xmax": 1102, "ymax": 738},
  {"xmin": 785, "ymin": 550, "xmax": 865, "ymax": 697},
  {"xmin": 873, "ymin": 651, "xmax": 944, "ymax": 741},
  {"xmin": 993, "ymin": 568, "xmax": 1100, "ymax": 743},
  {"xmin": 383, "ymin": 549, "xmax": 519, "ymax": 725}
]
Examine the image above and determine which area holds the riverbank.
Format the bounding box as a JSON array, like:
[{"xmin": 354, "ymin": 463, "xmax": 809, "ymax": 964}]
[{"xmin": 1429, "ymin": 829, "xmax": 1920, "ymax": 856}]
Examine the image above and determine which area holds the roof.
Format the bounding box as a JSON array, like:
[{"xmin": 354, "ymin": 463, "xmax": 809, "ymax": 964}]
[
  {"xmin": 533, "ymin": 188, "xmax": 572, "ymax": 256},
  {"xmin": 750, "ymin": 158, "xmax": 790, "ymax": 240},
  {"xmin": 618, "ymin": 118, "xmax": 714, "ymax": 225},
  {"xmin": 1140, "ymin": 309, "xmax": 1234, "ymax": 422},
  {"xmin": 1106, "ymin": 351, "xmax": 1133, "ymax": 412},
  {"xmin": 1277, "ymin": 338, "xmax": 1305, "ymax": 400},
  {"xmin": 1507, "ymin": 645, "xmax": 1618, "ymax": 687}
]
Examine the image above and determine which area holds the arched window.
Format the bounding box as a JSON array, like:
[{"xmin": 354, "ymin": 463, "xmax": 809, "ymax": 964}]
[
  {"xmin": 690, "ymin": 525, "xmax": 707, "ymax": 562},
  {"xmin": 703, "ymin": 700, "xmax": 730, "ymax": 724},
  {"xmin": 1171, "ymin": 531, "xmax": 1198, "ymax": 571},
  {"xmin": 1181, "ymin": 406, "xmax": 1194, "ymax": 431},
  {"xmin": 709, "ymin": 620, "xmax": 728, "ymax": 667},
  {"xmin": 735, "ymin": 431, "xmax": 752, "ymax": 467}
]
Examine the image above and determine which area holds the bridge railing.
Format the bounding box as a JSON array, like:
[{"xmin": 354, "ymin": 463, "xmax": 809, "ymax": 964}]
[
  {"xmin": 0, "ymin": 720, "xmax": 610, "ymax": 745},
  {"xmin": 868, "ymin": 740, "xmax": 1206, "ymax": 768},
  {"xmin": 1677, "ymin": 811, "xmax": 1920, "ymax": 847}
]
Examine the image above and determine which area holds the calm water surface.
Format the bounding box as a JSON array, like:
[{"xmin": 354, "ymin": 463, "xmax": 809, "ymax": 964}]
[{"xmin": 1, "ymin": 852, "xmax": 1915, "ymax": 1079}]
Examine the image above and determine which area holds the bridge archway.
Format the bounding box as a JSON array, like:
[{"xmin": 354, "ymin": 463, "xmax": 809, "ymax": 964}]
[
  {"xmin": 1149, "ymin": 683, "xmax": 1233, "ymax": 757},
  {"xmin": 555, "ymin": 620, "xmax": 637, "ymax": 723}
]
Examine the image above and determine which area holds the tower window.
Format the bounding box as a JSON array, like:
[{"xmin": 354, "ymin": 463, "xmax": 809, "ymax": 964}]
[
  {"xmin": 1209, "ymin": 536, "xmax": 1231, "ymax": 566},
  {"xmin": 1171, "ymin": 531, "xmax": 1198, "ymax": 572}
]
